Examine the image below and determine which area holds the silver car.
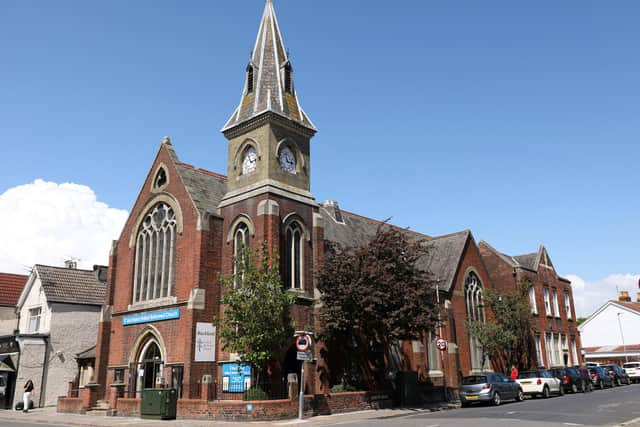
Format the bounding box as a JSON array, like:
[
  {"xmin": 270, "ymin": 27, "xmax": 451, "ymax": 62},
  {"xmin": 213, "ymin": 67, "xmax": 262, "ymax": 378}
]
[{"xmin": 460, "ymin": 373, "xmax": 524, "ymax": 407}]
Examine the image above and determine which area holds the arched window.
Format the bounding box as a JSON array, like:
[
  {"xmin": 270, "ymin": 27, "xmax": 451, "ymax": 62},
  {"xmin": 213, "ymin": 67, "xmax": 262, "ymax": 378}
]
[
  {"xmin": 284, "ymin": 63, "xmax": 293, "ymax": 93},
  {"xmin": 284, "ymin": 222, "xmax": 303, "ymax": 289},
  {"xmin": 133, "ymin": 202, "xmax": 176, "ymax": 303},
  {"xmin": 465, "ymin": 272, "xmax": 485, "ymax": 371},
  {"xmin": 233, "ymin": 222, "xmax": 250, "ymax": 289},
  {"xmin": 246, "ymin": 65, "xmax": 254, "ymax": 93}
]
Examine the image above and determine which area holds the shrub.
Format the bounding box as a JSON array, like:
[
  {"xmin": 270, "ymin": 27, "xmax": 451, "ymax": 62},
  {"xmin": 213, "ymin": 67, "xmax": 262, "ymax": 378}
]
[
  {"xmin": 330, "ymin": 383, "xmax": 358, "ymax": 393},
  {"xmin": 243, "ymin": 386, "xmax": 269, "ymax": 401}
]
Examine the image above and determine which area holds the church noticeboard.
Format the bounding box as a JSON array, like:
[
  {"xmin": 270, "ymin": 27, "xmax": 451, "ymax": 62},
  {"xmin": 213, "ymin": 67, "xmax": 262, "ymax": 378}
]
[
  {"xmin": 122, "ymin": 308, "xmax": 180, "ymax": 326},
  {"xmin": 194, "ymin": 323, "xmax": 216, "ymax": 362}
]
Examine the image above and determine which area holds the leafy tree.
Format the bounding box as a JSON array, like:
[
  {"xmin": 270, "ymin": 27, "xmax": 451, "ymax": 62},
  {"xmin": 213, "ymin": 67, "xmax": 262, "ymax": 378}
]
[
  {"xmin": 317, "ymin": 225, "xmax": 438, "ymax": 389},
  {"xmin": 466, "ymin": 281, "xmax": 536, "ymax": 372},
  {"xmin": 217, "ymin": 243, "xmax": 296, "ymax": 380},
  {"xmin": 576, "ymin": 317, "xmax": 587, "ymax": 326}
]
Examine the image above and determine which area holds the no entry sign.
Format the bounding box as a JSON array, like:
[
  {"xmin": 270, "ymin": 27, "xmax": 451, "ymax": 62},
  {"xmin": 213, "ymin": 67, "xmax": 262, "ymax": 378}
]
[
  {"xmin": 296, "ymin": 334, "xmax": 311, "ymax": 352},
  {"xmin": 436, "ymin": 337, "xmax": 447, "ymax": 351}
]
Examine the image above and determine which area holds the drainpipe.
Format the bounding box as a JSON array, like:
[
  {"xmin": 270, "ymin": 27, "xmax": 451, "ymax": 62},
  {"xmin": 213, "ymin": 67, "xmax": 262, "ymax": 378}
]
[{"xmin": 39, "ymin": 336, "xmax": 51, "ymax": 408}]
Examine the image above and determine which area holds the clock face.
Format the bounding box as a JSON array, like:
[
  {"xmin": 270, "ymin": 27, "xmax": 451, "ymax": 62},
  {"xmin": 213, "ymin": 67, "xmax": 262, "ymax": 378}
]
[
  {"xmin": 278, "ymin": 146, "xmax": 296, "ymax": 174},
  {"xmin": 241, "ymin": 147, "xmax": 257, "ymax": 175}
]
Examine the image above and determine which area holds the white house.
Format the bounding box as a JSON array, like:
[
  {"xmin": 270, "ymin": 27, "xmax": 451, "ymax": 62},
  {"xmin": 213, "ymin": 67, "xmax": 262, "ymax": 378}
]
[
  {"xmin": 578, "ymin": 291, "xmax": 640, "ymax": 364},
  {"xmin": 15, "ymin": 262, "xmax": 106, "ymax": 407}
]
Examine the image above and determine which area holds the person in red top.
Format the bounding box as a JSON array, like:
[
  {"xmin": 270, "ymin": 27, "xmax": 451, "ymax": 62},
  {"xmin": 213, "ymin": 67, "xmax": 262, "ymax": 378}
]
[{"xmin": 510, "ymin": 364, "xmax": 519, "ymax": 381}]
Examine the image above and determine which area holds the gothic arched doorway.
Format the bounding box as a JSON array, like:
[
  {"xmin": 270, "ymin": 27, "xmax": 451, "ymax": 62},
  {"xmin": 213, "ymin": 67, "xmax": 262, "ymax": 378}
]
[{"xmin": 129, "ymin": 338, "xmax": 164, "ymax": 397}]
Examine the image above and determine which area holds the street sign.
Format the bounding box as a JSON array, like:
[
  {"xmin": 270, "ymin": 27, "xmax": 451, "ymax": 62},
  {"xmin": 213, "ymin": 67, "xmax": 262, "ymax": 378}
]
[
  {"xmin": 436, "ymin": 337, "xmax": 447, "ymax": 351},
  {"xmin": 297, "ymin": 351, "xmax": 313, "ymax": 361},
  {"xmin": 296, "ymin": 334, "xmax": 311, "ymax": 352}
]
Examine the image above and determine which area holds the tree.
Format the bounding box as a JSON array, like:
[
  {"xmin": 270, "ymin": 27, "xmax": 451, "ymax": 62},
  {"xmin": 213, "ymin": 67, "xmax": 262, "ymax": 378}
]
[
  {"xmin": 217, "ymin": 243, "xmax": 296, "ymax": 380},
  {"xmin": 466, "ymin": 281, "xmax": 536, "ymax": 372},
  {"xmin": 576, "ymin": 317, "xmax": 587, "ymax": 326},
  {"xmin": 317, "ymin": 225, "xmax": 438, "ymax": 389}
]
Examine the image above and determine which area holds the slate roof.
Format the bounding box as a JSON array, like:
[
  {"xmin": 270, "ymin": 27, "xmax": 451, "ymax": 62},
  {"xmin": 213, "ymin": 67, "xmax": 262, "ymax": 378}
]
[
  {"xmin": 34, "ymin": 265, "xmax": 107, "ymax": 306},
  {"xmin": 512, "ymin": 253, "xmax": 538, "ymax": 271},
  {"xmin": 0, "ymin": 273, "xmax": 28, "ymax": 306},
  {"xmin": 76, "ymin": 345, "xmax": 96, "ymax": 360},
  {"xmin": 223, "ymin": 0, "xmax": 315, "ymax": 132},
  {"xmin": 613, "ymin": 300, "xmax": 640, "ymax": 313},
  {"xmin": 321, "ymin": 205, "xmax": 469, "ymax": 292}
]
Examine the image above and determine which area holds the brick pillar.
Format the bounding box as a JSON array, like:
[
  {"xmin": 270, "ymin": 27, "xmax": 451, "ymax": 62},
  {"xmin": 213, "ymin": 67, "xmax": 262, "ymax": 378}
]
[{"xmin": 201, "ymin": 381, "xmax": 212, "ymax": 401}]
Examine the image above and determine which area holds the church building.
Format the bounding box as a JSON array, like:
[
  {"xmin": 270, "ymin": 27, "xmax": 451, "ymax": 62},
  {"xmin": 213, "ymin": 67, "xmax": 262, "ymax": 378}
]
[{"xmin": 86, "ymin": 1, "xmax": 581, "ymax": 417}]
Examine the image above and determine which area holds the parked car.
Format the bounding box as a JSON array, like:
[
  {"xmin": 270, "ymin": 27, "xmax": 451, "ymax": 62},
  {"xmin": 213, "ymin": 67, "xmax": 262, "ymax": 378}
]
[
  {"xmin": 576, "ymin": 366, "xmax": 593, "ymax": 392},
  {"xmin": 586, "ymin": 362, "xmax": 600, "ymax": 367},
  {"xmin": 588, "ymin": 366, "xmax": 614, "ymax": 389},
  {"xmin": 460, "ymin": 373, "xmax": 524, "ymax": 407},
  {"xmin": 623, "ymin": 362, "xmax": 640, "ymax": 383},
  {"xmin": 516, "ymin": 370, "xmax": 563, "ymax": 398},
  {"xmin": 551, "ymin": 367, "xmax": 587, "ymax": 393},
  {"xmin": 602, "ymin": 364, "xmax": 631, "ymax": 386}
]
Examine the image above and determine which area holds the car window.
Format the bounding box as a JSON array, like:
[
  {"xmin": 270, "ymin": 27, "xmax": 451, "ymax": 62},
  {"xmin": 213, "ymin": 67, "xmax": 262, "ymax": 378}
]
[
  {"xmin": 518, "ymin": 371, "xmax": 538, "ymax": 379},
  {"xmin": 565, "ymin": 368, "xmax": 577, "ymax": 375},
  {"xmin": 462, "ymin": 376, "xmax": 487, "ymax": 385}
]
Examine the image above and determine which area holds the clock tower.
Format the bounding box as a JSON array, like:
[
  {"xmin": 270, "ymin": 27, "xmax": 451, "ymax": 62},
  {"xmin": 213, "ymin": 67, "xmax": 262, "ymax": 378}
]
[{"xmin": 220, "ymin": 0, "xmax": 317, "ymax": 208}]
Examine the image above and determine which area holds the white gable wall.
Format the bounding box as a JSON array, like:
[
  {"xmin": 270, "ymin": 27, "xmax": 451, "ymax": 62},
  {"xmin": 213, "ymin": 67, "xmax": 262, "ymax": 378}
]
[
  {"xmin": 18, "ymin": 274, "xmax": 52, "ymax": 335},
  {"xmin": 579, "ymin": 302, "xmax": 640, "ymax": 348}
]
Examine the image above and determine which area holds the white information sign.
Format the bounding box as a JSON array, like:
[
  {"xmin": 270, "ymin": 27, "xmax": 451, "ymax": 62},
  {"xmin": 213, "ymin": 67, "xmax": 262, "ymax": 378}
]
[{"xmin": 194, "ymin": 322, "xmax": 216, "ymax": 362}]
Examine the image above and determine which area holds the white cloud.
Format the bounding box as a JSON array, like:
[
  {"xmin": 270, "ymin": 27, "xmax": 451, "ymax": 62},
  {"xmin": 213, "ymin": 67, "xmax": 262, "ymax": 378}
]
[
  {"xmin": 0, "ymin": 180, "xmax": 128, "ymax": 275},
  {"xmin": 567, "ymin": 273, "xmax": 640, "ymax": 318}
]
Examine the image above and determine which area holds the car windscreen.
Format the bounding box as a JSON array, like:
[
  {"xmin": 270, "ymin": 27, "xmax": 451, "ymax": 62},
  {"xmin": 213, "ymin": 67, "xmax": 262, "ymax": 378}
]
[
  {"xmin": 462, "ymin": 376, "xmax": 487, "ymax": 385},
  {"xmin": 518, "ymin": 371, "xmax": 539, "ymax": 379}
]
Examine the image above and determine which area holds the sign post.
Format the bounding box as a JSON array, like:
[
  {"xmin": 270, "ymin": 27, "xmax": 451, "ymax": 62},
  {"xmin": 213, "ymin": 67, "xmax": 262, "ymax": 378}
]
[{"xmin": 295, "ymin": 332, "xmax": 313, "ymax": 420}]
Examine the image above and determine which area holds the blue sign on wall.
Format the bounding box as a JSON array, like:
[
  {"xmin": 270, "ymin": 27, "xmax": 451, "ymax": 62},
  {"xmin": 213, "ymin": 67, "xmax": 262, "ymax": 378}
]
[
  {"xmin": 122, "ymin": 308, "xmax": 180, "ymax": 326},
  {"xmin": 222, "ymin": 363, "xmax": 252, "ymax": 393}
]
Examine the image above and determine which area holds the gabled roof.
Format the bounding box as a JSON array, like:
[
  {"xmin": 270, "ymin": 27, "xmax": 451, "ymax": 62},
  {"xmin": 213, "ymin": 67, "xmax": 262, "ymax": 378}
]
[
  {"xmin": 321, "ymin": 204, "xmax": 470, "ymax": 292},
  {"xmin": 76, "ymin": 345, "xmax": 96, "ymax": 360},
  {"xmin": 578, "ymin": 299, "xmax": 640, "ymax": 331},
  {"xmin": 0, "ymin": 273, "xmax": 28, "ymax": 306},
  {"xmin": 479, "ymin": 241, "xmax": 568, "ymax": 282},
  {"xmin": 223, "ymin": 0, "xmax": 315, "ymax": 133},
  {"xmin": 30, "ymin": 265, "xmax": 107, "ymax": 306}
]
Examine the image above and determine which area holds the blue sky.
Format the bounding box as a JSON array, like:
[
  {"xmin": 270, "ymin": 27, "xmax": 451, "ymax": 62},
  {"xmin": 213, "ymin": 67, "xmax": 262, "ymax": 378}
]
[{"xmin": 1, "ymin": 1, "xmax": 639, "ymax": 315}]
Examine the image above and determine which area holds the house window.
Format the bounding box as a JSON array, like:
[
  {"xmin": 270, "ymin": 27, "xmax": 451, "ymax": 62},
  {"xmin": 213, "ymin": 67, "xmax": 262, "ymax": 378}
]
[
  {"xmin": 284, "ymin": 222, "xmax": 303, "ymax": 289},
  {"xmin": 571, "ymin": 339, "xmax": 578, "ymax": 365},
  {"xmin": 561, "ymin": 334, "xmax": 567, "ymax": 366},
  {"xmin": 543, "ymin": 288, "xmax": 551, "ymax": 316},
  {"xmin": 529, "ymin": 286, "xmax": 537, "ymax": 314},
  {"xmin": 552, "ymin": 290, "xmax": 560, "ymax": 318},
  {"xmin": 233, "ymin": 222, "xmax": 250, "ymax": 289},
  {"xmin": 28, "ymin": 307, "xmax": 41, "ymax": 333},
  {"xmin": 535, "ymin": 335, "xmax": 543, "ymax": 366},
  {"xmin": 114, "ymin": 368, "xmax": 125, "ymax": 384},
  {"xmin": 133, "ymin": 202, "xmax": 177, "ymax": 303},
  {"xmin": 545, "ymin": 334, "xmax": 553, "ymax": 367},
  {"xmin": 564, "ymin": 291, "xmax": 572, "ymax": 319},
  {"xmin": 427, "ymin": 331, "xmax": 440, "ymax": 372},
  {"xmin": 465, "ymin": 272, "xmax": 486, "ymax": 371},
  {"xmin": 553, "ymin": 334, "xmax": 561, "ymax": 367}
]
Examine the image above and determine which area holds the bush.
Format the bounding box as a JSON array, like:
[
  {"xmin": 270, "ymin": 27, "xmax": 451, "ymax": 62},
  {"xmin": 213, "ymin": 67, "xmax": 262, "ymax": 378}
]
[
  {"xmin": 243, "ymin": 386, "xmax": 269, "ymax": 401},
  {"xmin": 330, "ymin": 383, "xmax": 358, "ymax": 393}
]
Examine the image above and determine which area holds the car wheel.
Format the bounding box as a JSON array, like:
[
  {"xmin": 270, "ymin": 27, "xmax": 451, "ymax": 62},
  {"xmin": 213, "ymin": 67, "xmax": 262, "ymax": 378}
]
[
  {"xmin": 599, "ymin": 380, "xmax": 604, "ymax": 390},
  {"xmin": 542, "ymin": 386, "xmax": 550, "ymax": 398},
  {"xmin": 615, "ymin": 378, "xmax": 620, "ymax": 387},
  {"xmin": 558, "ymin": 385, "xmax": 565, "ymax": 396},
  {"xmin": 571, "ymin": 383, "xmax": 578, "ymax": 393},
  {"xmin": 516, "ymin": 389, "xmax": 524, "ymax": 402},
  {"xmin": 461, "ymin": 401, "xmax": 470, "ymax": 408},
  {"xmin": 493, "ymin": 392, "xmax": 501, "ymax": 406}
]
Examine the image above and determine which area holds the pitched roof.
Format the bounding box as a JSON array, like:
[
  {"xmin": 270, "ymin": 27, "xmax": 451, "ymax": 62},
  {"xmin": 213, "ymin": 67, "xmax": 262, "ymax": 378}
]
[
  {"xmin": 583, "ymin": 344, "xmax": 640, "ymax": 353},
  {"xmin": 321, "ymin": 204, "xmax": 469, "ymax": 292},
  {"xmin": 612, "ymin": 300, "xmax": 640, "ymax": 313},
  {"xmin": 34, "ymin": 265, "xmax": 107, "ymax": 306},
  {"xmin": 512, "ymin": 253, "xmax": 538, "ymax": 270},
  {"xmin": 76, "ymin": 345, "xmax": 96, "ymax": 359},
  {"xmin": 223, "ymin": 0, "xmax": 315, "ymax": 133},
  {"xmin": 0, "ymin": 273, "xmax": 29, "ymax": 306}
]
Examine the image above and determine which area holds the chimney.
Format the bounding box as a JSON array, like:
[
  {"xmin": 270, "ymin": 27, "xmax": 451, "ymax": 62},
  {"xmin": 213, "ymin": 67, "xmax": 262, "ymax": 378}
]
[
  {"xmin": 64, "ymin": 259, "xmax": 77, "ymax": 269},
  {"xmin": 322, "ymin": 200, "xmax": 344, "ymax": 223},
  {"xmin": 619, "ymin": 291, "xmax": 631, "ymax": 302},
  {"xmin": 93, "ymin": 265, "xmax": 108, "ymax": 283}
]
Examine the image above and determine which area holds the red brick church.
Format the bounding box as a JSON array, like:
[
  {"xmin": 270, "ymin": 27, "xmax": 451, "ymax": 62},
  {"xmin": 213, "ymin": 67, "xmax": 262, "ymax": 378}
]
[{"xmin": 87, "ymin": 0, "xmax": 581, "ymax": 417}]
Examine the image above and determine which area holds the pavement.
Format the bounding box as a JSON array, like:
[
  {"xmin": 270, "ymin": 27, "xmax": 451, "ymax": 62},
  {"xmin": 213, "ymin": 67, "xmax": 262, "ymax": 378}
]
[{"xmin": 0, "ymin": 402, "xmax": 460, "ymax": 427}]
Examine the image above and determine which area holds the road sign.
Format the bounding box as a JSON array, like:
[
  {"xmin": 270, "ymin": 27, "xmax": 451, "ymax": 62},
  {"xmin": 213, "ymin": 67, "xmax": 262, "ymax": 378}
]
[
  {"xmin": 296, "ymin": 334, "xmax": 311, "ymax": 352},
  {"xmin": 436, "ymin": 337, "xmax": 447, "ymax": 351},
  {"xmin": 297, "ymin": 351, "xmax": 313, "ymax": 361}
]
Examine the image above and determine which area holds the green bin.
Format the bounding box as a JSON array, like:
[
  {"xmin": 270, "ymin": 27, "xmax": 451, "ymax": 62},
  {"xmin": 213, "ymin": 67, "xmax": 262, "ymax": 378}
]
[{"xmin": 141, "ymin": 388, "xmax": 177, "ymax": 420}]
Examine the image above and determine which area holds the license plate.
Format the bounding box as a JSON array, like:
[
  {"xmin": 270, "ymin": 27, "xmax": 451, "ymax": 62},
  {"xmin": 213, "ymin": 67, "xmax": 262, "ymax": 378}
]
[
  {"xmin": 521, "ymin": 381, "xmax": 531, "ymax": 384},
  {"xmin": 466, "ymin": 395, "xmax": 479, "ymax": 400}
]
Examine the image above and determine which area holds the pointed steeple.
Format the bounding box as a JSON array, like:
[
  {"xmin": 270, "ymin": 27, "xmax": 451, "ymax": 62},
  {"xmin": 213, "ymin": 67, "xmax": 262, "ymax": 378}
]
[{"xmin": 223, "ymin": 0, "xmax": 316, "ymax": 134}]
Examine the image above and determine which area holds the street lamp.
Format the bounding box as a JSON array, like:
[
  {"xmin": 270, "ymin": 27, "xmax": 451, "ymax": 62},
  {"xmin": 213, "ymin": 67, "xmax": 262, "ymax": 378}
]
[{"xmin": 617, "ymin": 313, "xmax": 628, "ymax": 363}]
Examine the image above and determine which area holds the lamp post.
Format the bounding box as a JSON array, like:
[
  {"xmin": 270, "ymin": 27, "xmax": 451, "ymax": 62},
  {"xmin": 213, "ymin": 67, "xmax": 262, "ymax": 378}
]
[{"xmin": 617, "ymin": 313, "xmax": 628, "ymax": 363}]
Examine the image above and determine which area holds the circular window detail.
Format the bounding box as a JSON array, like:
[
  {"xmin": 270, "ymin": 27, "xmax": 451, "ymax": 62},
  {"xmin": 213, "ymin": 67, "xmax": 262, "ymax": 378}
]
[{"xmin": 242, "ymin": 146, "xmax": 258, "ymax": 175}]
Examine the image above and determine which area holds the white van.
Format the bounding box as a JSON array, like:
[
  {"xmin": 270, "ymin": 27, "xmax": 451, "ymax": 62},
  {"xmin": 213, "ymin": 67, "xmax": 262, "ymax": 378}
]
[{"xmin": 623, "ymin": 362, "xmax": 640, "ymax": 383}]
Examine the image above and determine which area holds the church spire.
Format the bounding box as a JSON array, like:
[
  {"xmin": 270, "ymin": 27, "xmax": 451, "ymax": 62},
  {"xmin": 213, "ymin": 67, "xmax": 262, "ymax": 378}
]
[{"xmin": 223, "ymin": 0, "xmax": 316, "ymax": 134}]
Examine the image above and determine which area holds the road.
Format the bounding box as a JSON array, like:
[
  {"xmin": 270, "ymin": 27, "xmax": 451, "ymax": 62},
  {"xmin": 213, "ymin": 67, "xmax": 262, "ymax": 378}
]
[{"xmin": 337, "ymin": 383, "xmax": 640, "ymax": 427}]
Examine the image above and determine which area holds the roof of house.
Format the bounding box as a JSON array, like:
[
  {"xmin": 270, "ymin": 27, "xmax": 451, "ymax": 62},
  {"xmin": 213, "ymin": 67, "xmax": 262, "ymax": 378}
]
[
  {"xmin": 76, "ymin": 345, "xmax": 96, "ymax": 359},
  {"xmin": 583, "ymin": 344, "xmax": 640, "ymax": 354},
  {"xmin": 613, "ymin": 300, "xmax": 640, "ymax": 312},
  {"xmin": 321, "ymin": 204, "xmax": 470, "ymax": 292},
  {"xmin": 0, "ymin": 273, "xmax": 29, "ymax": 306},
  {"xmin": 33, "ymin": 265, "xmax": 107, "ymax": 306}
]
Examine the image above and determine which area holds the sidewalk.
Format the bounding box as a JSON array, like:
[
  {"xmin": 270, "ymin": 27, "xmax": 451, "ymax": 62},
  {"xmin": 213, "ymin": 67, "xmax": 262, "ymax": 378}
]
[{"xmin": 0, "ymin": 402, "xmax": 459, "ymax": 427}]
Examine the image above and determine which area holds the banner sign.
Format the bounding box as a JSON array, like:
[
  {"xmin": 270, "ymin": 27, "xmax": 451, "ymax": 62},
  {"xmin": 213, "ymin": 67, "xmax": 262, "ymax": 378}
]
[
  {"xmin": 222, "ymin": 363, "xmax": 252, "ymax": 393},
  {"xmin": 194, "ymin": 323, "xmax": 216, "ymax": 362},
  {"xmin": 122, "ymin": 308, "xmax": 180, "ymax": 326}
]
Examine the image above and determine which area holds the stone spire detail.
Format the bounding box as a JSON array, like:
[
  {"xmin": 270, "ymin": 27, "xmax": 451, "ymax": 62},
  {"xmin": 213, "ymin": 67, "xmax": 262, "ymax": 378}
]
[{"xmin": 222, "ymin": 0, "xmax": 316, "ymax": 133}]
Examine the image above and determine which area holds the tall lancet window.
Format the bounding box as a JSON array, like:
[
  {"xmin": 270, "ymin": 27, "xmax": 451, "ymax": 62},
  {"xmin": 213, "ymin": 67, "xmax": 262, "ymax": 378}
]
[
  {"xmin": 465, "ymin": 272, "xmax": 486, "ymax": 371},
  {"xmin": 246, "ymin": 64, "xmax": 254, "ymax": 93},
  {"xmin": 284, "ymin": 222, "xmax": 303, "ymax": 289},
  {"xmin": 133, "ymin": 202, "xmax": 177, "ymax": 303},
  {"xmin": 283, "ymin": 62, "xmax": 293, "ymax": 93},
  {"xmin": 233, "ymin": 222, "xmax": 250, "ymax": 289}
]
